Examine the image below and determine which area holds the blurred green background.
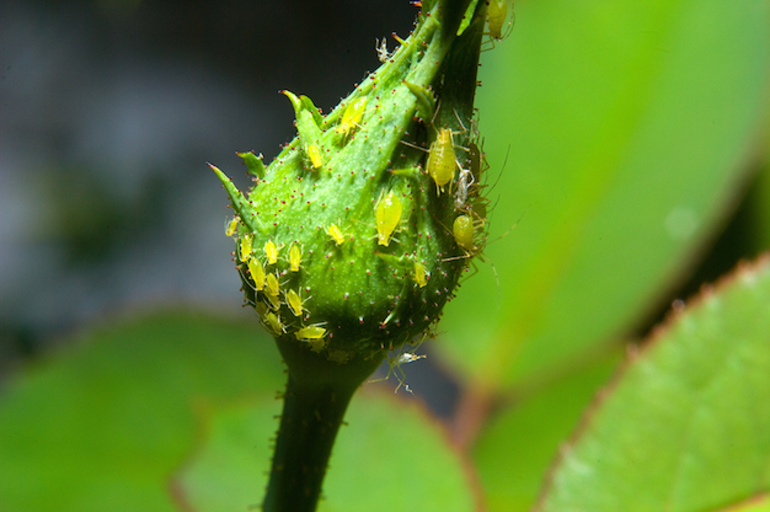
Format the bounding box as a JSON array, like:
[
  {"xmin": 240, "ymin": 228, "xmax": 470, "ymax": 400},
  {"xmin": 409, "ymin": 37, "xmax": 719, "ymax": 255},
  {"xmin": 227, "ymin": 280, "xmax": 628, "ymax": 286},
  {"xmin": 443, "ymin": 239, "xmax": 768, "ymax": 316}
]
[{"xmin": 1, "ymin": 0, "xmax": 769, "ymax": 510}]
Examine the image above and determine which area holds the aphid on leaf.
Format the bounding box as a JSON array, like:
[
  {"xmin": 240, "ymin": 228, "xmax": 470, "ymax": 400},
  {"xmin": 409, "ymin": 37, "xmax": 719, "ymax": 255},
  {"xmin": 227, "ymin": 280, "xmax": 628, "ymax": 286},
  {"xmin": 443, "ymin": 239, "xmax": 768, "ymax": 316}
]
[
  {"xmin": 306, "ymin": 143, "xmax": 324, "ymax": 170},
  {"xmin": 289, "ymin": 243, "xmax": 302, "ymax": 272},
  {"xmin": 376, "ymin": 38, "xmax": 391, "ymax": 63},
  {"xmin": 265, "ymin": 272, "xmax": 281, "ymax": 310},
  {"xmin": 453, "ymin": 214, "xmax": 476, "ymax": 253},
  {"xmin": 263, "ymin": 312, "xmax": 285, "ymax": 335},
  {"xmin": 486, "ymin": 0, "xmax": 515, "ymax": 44},
  {"xmin": 413, "ymin": 261, "xmax": 428, "ymax": 288},
  {"xmin": 370, "ymin": 347, "xmax": 427, "ymax": 393},
  {"xmin": 375, "ymin": 190, "xmax": 402, "ymax": 246},
  {"xmin": 427, "ymin": 127, "xmax": 461, "ymax": 195},
  {"xmin": 266, "ymin": 272, "xmax": 280, "ymax": 297},
  {"xmin": 337, "ymin": 97, "xmax": 367, "ymax": 136},
  {"xmin": 454, "ymin": 165, "xmax": 475, "ymax": 210},
  {"xmin": 295, "ymin": 324, "xmax": 327, "ymax": 352},
  {"xmin": 295, "ymin": 324, "xmax": 326, "ymax": 340},
  {"xmin": 327, "ymin": 223, "xmax": 346, "ymax": 246},
  {"xmin": 239, "ymin": 234, "xmax": 253, "ymax": 262},
  {"xmin": 264, "ymin": 240, "xmax": 279, "ymax": 265},
  {"xmin": 225, "ymin": 216, "xmax": 239, "ymax": 238},
  {"xmin": 286, "ymin": 288, "xmax": 306, "ymax": 317},
  {"xmin": 248, "ymin": 257, "xmax": 266, "ymax": 291}
]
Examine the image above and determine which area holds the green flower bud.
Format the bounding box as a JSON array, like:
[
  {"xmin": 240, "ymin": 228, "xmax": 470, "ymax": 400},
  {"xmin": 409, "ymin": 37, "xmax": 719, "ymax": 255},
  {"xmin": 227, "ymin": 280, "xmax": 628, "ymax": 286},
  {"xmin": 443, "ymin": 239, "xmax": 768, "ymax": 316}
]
[{"xmin": 213, "ymin": 0, "xmax": 489, "ymax": 365}]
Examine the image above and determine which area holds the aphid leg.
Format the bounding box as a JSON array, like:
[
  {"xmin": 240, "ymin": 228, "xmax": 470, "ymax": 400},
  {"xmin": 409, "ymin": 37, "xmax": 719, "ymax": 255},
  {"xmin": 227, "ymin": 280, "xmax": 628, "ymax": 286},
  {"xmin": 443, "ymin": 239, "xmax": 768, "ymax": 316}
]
[{"xmin": 368, "ymin": 345, "xmax": 427, "ymax": 394}]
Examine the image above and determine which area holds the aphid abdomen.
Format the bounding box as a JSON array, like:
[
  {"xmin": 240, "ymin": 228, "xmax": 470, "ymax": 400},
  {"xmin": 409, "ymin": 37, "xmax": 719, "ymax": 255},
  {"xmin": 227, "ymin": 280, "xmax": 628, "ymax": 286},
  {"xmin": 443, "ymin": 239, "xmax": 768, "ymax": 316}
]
[
  {"xmin": 453, "ymin": 214, "xmax": 475, "ymax": 252},
  {"xmin": 488, "ymin": 0, "xmax": 509, "ymax": 40},
  {"xmin": 287, "ymin": 289, "xmax": 303, "ymax": 316},
  {"xmin": 239, "ymin": 234, "xmax": 254, "ymax": 262},
  {"xmin": 427, "ymin": 128, "xmax": 456, "ymax": 195},
  {"xmin": 289, "ymin": 243, "xmax": 302, "ymax": 272},
  {"xmin": 376, "ymin": 191, "xmax": 403, "ymax": 246},
  {"xmin": 265, "ymin": 240, "xmax": 279, "ymax": 265},
  {"xmin": 248, "ymin": 257, "xmax": 266, "ymax": 291}
]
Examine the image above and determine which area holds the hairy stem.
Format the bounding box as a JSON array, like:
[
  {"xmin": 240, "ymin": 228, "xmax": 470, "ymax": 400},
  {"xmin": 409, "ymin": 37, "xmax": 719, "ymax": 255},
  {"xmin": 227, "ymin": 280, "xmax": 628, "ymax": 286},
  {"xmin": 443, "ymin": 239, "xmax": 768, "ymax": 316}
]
[{"xmin": 262, "ymin": 339, "xmax": 384, "ymax": 512}]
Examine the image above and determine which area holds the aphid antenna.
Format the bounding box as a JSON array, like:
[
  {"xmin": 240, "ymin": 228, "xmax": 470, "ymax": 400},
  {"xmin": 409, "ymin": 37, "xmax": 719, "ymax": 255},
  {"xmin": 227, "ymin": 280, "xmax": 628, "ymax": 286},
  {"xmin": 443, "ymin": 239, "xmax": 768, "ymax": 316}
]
[
  {"xmin": 485, "ymin": 143, "xmax": 510, "ymax": 196},
  {"xmin": 444, "ymin": 250, "xmax": 501, "ymax": 302},
  {"xmin": 399, "ymin": 138, "xmax": 429, "ymax": 153},
  {"xmin": 485, "ymin": 211, "xmax": 523, "ymax": 247}
]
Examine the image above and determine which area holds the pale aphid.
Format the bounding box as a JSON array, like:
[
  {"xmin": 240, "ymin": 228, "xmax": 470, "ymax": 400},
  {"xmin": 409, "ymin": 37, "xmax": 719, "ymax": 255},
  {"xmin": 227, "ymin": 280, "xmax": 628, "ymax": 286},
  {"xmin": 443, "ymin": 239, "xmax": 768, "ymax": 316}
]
[
  {"xmin": 265, "ymin": 272, "xmax": 282, "ymax": 310},
  {"xmin": 295, "ymin": 324, "xmax": 327, "ymax": 352},
  {"xmin": 375, "ymin": 190, "xmax": 402, "ymax": 246},
  {"xmin": 239, "ymin": 234, "xmax": 253, "ymax": 262},
  {"xmin": 264, "ymin": 240, "xmax": 279, "ymax": 265},
  {"xmin": 266, "ymin": 294, "xmax": 281, "ymax": 311},
  {"xmin": 263, "ymin": 312, "xmax": 285, "ymax": 335},
  {"xmin": 376, "ymin": 38, "xmax": 391, "ymax": 63},
  {"xmin": 266, "ymin": 272, "xmax": 280, "ymax": 297},
  {"xmin": 370, "ymin": 349, "xmax": 427, "ymax": 393},
  {"xmin": 327, "ymin": 223, "xmax": 346, "ymax": 246},
  {"xmin": 454, "ymin": 165, "xmax": 475, "ymax": 210},
  {"xmin": 248, "ymin": 257, "xmax": 266, "ymax": 291},
  {"xmin": 486, "ymin": 0, "xmax": 515, "ymax": 47},
  {"xmin": 286, "ymin": 288, "xmax": 304, "ymax": 317},
  {"xmin": 289, "ymin": 243, "xmax": 302, "ymax": 272},
  {"xmin": 390, "ymin": 352, "xmax": 426, "ymax": 393},
  {"xmin": 306, "ymin": 143, "xmax": 324, "ymax": 169},
  {"xmin": 337, "ymin": 97, "xmax": 367, "ymax": 136},
  {"xmin": 427, "ymin": 127, "xmax": 457, "ymax": 195},
  {"xmin": 414, "ymin": 261, "xmax": 428, "ymax": 288},
  {"xmin": 453, "ymin": 214, "xmax": 476, "ymax": 253},
  {"xmin": 225, "ymin": 216, "xmax": 239, "ymax": 238},
  {"xmin": 295, "ymin": 324, "xmax": 326, "ymax": 340}
]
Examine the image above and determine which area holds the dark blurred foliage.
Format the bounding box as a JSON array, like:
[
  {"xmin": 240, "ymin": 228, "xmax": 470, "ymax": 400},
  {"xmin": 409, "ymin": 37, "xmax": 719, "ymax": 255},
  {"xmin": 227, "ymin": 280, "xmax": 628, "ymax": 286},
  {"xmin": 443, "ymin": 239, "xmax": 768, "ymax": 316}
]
[{"xmin": 0, "ymin": 0, "xmax": 416, "ymax": 367}]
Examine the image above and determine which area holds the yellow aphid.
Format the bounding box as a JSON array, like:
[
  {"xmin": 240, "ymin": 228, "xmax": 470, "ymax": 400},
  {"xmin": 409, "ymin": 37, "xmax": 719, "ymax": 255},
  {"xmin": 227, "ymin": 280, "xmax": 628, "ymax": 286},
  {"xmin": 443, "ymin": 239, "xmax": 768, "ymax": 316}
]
[
  {"xmin": 453, "ymin": 215, "xmax": 476, "ymax": 252},
  {"xmin": 427, "ymin": 128, "xmax": 457, "ymax": 195},
  {"xmin": 327, "ymin": 223, "xmax": 346, "ymax": 246},
  {"xmin": 289, "ymin": 244, "xmax": 302, "ymax": 272},
  {"xmin": 239, "ymin": 234, "xmax": 253, "ymax": 262},
  {"xmin": 225, "ymin": 217, "xmax": 239, "ymax": 238},
  {"xmin": 487, "ymin": 0, "xmax": 514, "ymax": 41},
  {"xmin": 286, "ymin": 289, "xmax": 304, "ymax": 317},
  {"xmin": 266, "ymin": 293, "xmax": 281, "ymax": 311},
  {"xmin": 264, "ymin": 240, "xmax": 279, "ymax": 265},
  {"xmin": 248, "ymin": 257, "xmax": 266, "ymax": 291},
  {"xmin": 376, "ymin": 190, "xmax": 402, "ymax": 246},
  {"xmin": 266, "ymin": 272, "xmax": 280, "ymax": 297},
  {"xmin": 306, "ymin": 143, "xmax": 323, "ymax": 169},
  {"xmin": 295, "ymin": 325, "xmax": 326, "ymax": 341},
  {"xmin": 264, "ymin": 312, "xmax": 285, "ymax": 335},
  {"xmin": 414, "ymin": 261, "xmax": 428, "ymax": 288},
  {"xmin": 337, "ymin": 96, "xmax": 367, "ymax": 135}
]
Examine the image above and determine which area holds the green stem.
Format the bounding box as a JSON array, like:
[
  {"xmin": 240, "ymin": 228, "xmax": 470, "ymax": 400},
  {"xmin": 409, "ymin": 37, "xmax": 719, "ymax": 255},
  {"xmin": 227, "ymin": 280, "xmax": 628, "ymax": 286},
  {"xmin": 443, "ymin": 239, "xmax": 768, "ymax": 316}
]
[{"xmin": 262, "ymin": 338, "xmax": 384, "ymax": 512}]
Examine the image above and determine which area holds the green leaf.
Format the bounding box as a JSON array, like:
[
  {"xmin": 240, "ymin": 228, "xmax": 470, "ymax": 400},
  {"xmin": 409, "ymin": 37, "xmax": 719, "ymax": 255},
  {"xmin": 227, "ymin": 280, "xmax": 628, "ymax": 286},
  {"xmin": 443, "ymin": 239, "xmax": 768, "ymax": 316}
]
[
  {"xmin": 473, "ymin": 353, "xmax": 621, "ymax": 512},
  {"xmin": 173, "ymin": 388, "xmax": 478, "ymax": 512},
  {"xmin": 439, "ymin": 0, "xmax": 770, "ymax": 388},
  {"xmin": 0, "ymin": 311, "xmax": 284, "ymax": 512},
  {"xmin": 536, "ymin": 256, "xmax": 770, "ymax": 511},
  {"xmin": 725, "ymin": 494, "xmax": 770, "ymax": 512}
]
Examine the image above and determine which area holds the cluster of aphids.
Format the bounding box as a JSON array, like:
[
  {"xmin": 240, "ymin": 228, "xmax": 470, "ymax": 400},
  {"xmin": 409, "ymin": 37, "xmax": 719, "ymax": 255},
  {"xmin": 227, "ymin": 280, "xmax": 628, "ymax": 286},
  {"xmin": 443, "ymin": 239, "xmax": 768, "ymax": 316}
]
[
  {"xmin": 213, "ymin": 0, "xmax": 513, "ymax": 359},
  {"xmin": 429, "ymin": 120, "xmax": 491, "ymax": 264}
]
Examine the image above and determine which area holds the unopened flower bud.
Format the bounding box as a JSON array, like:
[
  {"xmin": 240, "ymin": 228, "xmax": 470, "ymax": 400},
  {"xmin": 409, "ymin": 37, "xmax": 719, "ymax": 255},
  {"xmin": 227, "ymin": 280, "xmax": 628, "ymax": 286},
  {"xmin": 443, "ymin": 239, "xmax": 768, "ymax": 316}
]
[{"xmin": 213, "ymin": 0, "xmax": 490, "ymax": 366}]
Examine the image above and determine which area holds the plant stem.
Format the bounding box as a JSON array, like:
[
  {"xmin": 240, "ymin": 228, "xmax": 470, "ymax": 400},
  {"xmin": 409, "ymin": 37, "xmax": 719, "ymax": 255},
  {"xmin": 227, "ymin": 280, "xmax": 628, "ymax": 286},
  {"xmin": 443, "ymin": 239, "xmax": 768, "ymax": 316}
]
[{"xmin": 262, "ymin": 338, "xmax": 384, "ymax": 512}]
